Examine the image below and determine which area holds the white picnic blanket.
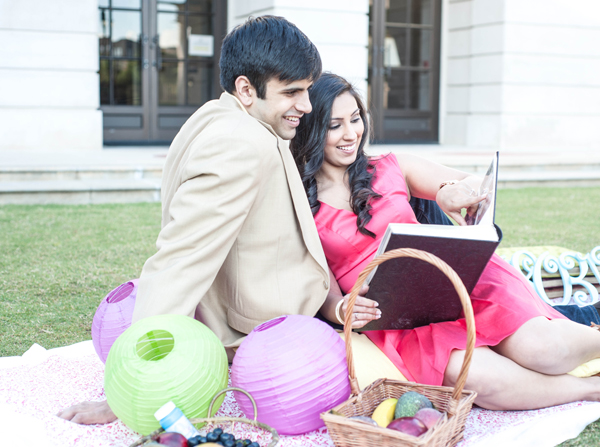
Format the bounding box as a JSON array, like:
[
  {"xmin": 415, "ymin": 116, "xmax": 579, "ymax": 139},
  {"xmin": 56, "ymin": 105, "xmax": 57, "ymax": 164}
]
[{"xmin": 1, "ymin": 341, "xmax": 599, "ymax": 447}]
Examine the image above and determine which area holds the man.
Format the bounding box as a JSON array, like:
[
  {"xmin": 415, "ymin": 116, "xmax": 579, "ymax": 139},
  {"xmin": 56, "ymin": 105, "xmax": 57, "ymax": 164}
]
[{"xmin": 59, "ymin": 15, "xmax": 391, "ymax": 425}]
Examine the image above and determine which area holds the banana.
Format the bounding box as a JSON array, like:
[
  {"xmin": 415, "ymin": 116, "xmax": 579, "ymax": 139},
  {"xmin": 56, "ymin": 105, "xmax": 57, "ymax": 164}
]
[{"xmin": 371, "ymin": 398, "xmax": 398, "ymax": 427}]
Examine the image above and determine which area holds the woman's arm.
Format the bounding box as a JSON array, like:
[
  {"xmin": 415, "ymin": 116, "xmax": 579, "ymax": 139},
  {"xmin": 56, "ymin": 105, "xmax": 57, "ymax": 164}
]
[
  {"xmin": 319, "ymin": 268, "xmax": 381, "ymax": 329},
  {"xmin": 396, "ymin": 154, "xmax": 486, "ymax": 226}
]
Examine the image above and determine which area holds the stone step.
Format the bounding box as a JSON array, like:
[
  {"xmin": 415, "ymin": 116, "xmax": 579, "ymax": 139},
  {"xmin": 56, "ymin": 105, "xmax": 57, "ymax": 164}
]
[
  {"xmin": 1, "ymin": 147, "xmax": 599, "ymax": 205},
  {"xmin": 498, "ymin": 170, "xmax": 600, "ymax": 188},
  {"xmin": 456, "ymin": 163, "xmax": 600, "ymax": 176},
  {"xmin": 2, "ymin": 170, "xmax": 600, "ymax": 205},
  {"xmin": 0, "ymin": 179, "xmax": 161, "ymax": 205},
  {"xmin": 2, "ymin": 160, "xmax": 598, "ymax": 182},
  {"xmin": 0, "ymin": 166, "xmax": 163, "ymax": 182}
]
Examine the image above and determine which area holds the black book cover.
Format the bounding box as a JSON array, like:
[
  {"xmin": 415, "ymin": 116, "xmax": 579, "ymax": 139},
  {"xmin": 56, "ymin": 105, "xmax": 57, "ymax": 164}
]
[{"xmin": 358, "ymin": 224, "xmax": 502, "ymax": 331}]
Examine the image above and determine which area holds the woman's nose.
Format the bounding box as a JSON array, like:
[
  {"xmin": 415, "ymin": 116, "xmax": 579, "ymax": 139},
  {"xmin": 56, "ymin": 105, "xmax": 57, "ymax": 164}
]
[{"xmin": 344, "ymin": 125, "xmax": 357, "ymax": 140}]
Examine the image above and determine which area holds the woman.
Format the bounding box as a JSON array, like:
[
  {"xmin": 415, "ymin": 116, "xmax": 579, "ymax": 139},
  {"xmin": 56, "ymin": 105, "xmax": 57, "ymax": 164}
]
[{"xmin": 291, "ymin": 73, "xmax": 600, "ymax": 410}]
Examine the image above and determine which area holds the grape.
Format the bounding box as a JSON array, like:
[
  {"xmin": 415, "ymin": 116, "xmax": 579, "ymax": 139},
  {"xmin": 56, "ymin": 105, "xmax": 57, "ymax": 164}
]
[
  {"xmin": 187, "ymin": 435, "xmax": 203, "ymax": 446},
  {"xmin": 219, "ymin": 433, "xmax": 234, "ymax": 442}
]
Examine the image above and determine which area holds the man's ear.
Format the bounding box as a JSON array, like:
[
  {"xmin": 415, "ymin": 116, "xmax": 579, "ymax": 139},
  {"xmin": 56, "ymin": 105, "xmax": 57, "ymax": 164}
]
[{"xmin": 234, "ymin": 76, "xmax": 255, "ymax": 107}]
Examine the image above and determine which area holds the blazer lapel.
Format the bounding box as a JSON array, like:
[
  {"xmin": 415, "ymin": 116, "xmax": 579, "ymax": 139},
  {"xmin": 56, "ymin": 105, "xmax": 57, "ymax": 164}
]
[
  {"xmin": 219, "ymin": 92, "xmax": 328, "ymax": 273},
  {"xmin": 275, "ymin": 137, "xmax": 329, "ymax": 272}
]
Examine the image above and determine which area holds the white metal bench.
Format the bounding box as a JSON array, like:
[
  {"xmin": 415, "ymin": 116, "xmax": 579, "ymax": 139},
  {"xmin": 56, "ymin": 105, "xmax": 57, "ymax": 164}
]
[{"xmin": 499, "ymin": 246, "xmax": 600, "ymax": 306}]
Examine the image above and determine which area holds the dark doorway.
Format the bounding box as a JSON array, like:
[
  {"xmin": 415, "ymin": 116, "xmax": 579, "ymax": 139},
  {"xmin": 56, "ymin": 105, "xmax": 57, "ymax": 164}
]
[
  {"xmin": 369, "ymin": 0, "xmax": 441, "ymax": 143},
  {"xmin": 99, "ymin": 0, "xmax": 227, "ymax": 144}
]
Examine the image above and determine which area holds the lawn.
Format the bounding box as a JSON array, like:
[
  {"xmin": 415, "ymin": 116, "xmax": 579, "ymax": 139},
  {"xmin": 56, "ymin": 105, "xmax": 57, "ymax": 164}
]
[
  {"xmin": 1, "ymin": 186, "xmax": 599, "ymax": 445},
  {"xmin": 1, "ymin": 187, "xmax": 600, "ymax": 356},
  {"xmin": 0, "ymin": 203, "xmax": 161, "ymax": 357}
]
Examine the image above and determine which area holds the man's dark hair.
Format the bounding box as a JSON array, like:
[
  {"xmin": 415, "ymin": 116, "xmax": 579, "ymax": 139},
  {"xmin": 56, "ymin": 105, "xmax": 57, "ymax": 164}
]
[{"xmin": 219, "ymin": 16, "xmax": 322, "ymax": 99}]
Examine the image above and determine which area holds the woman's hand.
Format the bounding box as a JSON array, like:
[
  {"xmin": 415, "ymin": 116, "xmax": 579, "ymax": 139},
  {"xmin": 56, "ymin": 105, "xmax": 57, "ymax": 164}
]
[
  {"xmin": 321, "ymin": 269, "xmax": 381, "ymax": 329},
  {"xmin": 436, "ymin": 178, "xmax": 486, "ymax": 226},
  {"xmin": 340, "ymin": 285, "xmax": 381, "ymax": 329}
]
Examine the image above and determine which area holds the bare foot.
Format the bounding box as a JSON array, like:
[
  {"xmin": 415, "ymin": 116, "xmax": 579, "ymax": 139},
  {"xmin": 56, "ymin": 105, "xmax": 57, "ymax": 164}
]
[{"xmin": 56, "ymin": 400, "xmax": 117, "ymax": 425}]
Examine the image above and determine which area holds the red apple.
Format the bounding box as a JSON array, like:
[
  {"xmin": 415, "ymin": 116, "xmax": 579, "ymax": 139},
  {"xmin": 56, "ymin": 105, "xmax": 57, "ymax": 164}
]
[
  {"xmin": 156, "ymin": 432, "xmax": 188, "ymax": 447},
  {"xmin": 387, "ymin": 417, "xmax": 427, "ymax": 437},
  {"xmin": 415, "ymin": 408, "xmax": 443, "ymax": 429}
]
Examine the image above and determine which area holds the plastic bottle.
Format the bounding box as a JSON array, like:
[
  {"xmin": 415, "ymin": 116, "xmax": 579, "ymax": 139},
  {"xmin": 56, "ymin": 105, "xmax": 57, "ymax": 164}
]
[{"xmin": 154, "ymin": 401, "xmax": 201, "ymax": 439}]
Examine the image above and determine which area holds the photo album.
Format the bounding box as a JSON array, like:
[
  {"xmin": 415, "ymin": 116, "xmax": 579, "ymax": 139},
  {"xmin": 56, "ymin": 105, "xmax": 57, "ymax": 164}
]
[{"xmin": 359, "ymin": 152, "xmax": 501, "ymax": 331}]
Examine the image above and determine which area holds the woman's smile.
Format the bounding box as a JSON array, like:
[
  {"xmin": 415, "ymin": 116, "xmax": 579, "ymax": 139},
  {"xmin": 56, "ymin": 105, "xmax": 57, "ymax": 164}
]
[{"xmin": 337, "ymin": 142, "xmax": 356, "ymax": 153}]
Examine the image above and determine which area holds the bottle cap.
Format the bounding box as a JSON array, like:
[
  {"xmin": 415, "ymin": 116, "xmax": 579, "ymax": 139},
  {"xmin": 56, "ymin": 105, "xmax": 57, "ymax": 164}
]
[{"xmin": 154, "ymin": 401, "xmax": 177, "ymax": 422}]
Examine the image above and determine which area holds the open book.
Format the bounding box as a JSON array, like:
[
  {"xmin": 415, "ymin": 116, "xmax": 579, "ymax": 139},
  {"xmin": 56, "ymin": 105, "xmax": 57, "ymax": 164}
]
[{"xmin": 358, "ymin": 152, "xmax": 502, "ymax": 331}]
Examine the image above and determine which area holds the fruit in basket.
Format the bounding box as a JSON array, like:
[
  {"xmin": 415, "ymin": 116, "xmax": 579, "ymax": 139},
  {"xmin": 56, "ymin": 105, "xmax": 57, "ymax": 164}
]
[
  {"xmin": 394, "ymin": 391, "xmax": 433, "ymax": 418},
  {"xmin": 387, "ymin": 417, "xmax": 428, "ymax": 437},
  {"xmin": 187, "ymin": 435, "xmax": 206, "ymax": 446},
  {"xmin": 371, "ymin": 398, "xmax": 398, "ymax": 427},
  {"xmin": 156, "ymin": 432, "xmax": 188, "ymax": 447},
  {"xmin": 349, "ymin": 416, "xmax": 379, "ymax": 426},
  {"xmin": 414, "ymin": 407, "xmax": 443, "ymax": 429}
]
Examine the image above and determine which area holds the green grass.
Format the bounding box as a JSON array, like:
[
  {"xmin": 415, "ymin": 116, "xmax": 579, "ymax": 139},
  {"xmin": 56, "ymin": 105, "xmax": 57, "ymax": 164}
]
[
  {"xmin": 0, "ymin": 203, "xmax": 160, "ymax": 357},
  {"xmin": 495, "ymin": 187, "xmax": 600, "ymax": 253},
  {"xmin": 1, "ymin": 187, "xmax": 599, "ymax": 357},
  {"xmin": 0, "ymin": 187, "xmax": 599, "ymax": 445}
]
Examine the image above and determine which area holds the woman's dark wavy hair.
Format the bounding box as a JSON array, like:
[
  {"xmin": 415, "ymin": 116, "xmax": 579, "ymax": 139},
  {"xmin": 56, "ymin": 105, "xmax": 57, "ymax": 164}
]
[{"xmin": 291, "ymin": 73, "xmax": 381, "ymax": 238}]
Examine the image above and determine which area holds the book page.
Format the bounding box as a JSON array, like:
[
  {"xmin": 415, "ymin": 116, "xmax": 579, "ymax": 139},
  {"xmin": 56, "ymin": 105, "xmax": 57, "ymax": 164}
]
[
  {"xmin": 386, "ymin": 222, "xmax": 499, "ymax": 242},
  {"xmin": 466, "ymin": 152, "xmax": 498, "ymax": 226}
]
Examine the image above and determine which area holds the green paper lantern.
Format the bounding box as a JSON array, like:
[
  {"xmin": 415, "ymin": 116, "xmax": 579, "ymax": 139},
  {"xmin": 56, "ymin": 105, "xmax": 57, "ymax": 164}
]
[{"xmin": 104, "ymin": 314, "xmax": 228, "ymax": 435}]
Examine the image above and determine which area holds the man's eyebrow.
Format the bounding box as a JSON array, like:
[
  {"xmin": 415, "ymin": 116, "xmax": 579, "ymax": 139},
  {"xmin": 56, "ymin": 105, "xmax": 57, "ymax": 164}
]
[
  {"xmin": 331, "ymin": 108, "xmax": 360, "ymax": 120},
  {"xmin": 280, "ymin": 87, "xmax": 304, "ymax": 93}
]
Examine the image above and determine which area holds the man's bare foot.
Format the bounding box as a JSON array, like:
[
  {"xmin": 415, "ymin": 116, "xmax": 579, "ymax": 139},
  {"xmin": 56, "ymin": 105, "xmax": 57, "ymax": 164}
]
[{"xmin": 56, "ymin": 400, "xmax": 117, "ymax": 425}]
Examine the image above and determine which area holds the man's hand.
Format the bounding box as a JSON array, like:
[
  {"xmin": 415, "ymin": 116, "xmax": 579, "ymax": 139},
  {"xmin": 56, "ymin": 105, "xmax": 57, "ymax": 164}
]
[
  {"xmin": 341, "ymin": 285, "xmax": 381, "ymax": 329},
  {"xmin": 56, "ymin": 400, "xmax": 117, "ymax": 425},
  {"xmin": 436, "ymin": 180, "xmax": 486, "ymax": 226}
]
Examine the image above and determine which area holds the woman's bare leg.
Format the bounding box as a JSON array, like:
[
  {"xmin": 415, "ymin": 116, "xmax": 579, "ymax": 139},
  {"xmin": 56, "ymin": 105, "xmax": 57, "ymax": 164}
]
[
  {"xmin": 443, "ymin": 346, "xmax": 600, "ymax": 411},
  {"xmin": 492, "ymin": 316, "xmax": 600, "ymax": 375}
]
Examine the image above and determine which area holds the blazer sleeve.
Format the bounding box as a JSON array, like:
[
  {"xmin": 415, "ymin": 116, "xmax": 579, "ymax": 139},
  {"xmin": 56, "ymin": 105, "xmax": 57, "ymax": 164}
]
[{"xmin": 132, "ymin": 133, "xmax": 266, "ymax": 322}]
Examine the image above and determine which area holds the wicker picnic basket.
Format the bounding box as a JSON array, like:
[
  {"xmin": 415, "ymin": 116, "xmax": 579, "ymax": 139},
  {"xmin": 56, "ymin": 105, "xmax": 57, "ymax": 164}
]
[
  {"xmin": 129, "ymin": 387, "xmax": 279, "ymax": 447},
  {"xmin": 321, "ymin": 248, "xmax": 478, "ymax": 447}
]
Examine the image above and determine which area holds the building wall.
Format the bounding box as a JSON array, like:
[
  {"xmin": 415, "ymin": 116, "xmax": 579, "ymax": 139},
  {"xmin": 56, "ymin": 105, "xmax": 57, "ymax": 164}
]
[
  {"xmin": 442, "ymin": 0, "xmax": 600, "ymax": 150},
  {"xmin": 0, "ymin": 0, "xmax": 102, "ymax": 151},
  {"xmin": 227, "ymin": 0, "xmax": 370, "ymax": 99},
  {"xmin": 2, "ymin": 0, "xmax": 597, "ymax": 151}
]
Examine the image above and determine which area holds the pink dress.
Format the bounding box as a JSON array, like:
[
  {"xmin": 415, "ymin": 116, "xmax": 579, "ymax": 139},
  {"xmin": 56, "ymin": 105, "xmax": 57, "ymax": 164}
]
[{"xmin": 314, "ymin": 154, "xmax": 566, "ymax": 386}]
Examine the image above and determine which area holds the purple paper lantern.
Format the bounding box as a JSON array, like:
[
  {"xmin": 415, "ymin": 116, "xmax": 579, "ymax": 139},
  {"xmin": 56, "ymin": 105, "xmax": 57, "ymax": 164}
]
[
  {"xmin": 231, "ymin": 315, "xmax": 350, "ymax": 435},
  {"xmin": 92, "ymin": 279, "xmax": 138, "ymax": 363}
]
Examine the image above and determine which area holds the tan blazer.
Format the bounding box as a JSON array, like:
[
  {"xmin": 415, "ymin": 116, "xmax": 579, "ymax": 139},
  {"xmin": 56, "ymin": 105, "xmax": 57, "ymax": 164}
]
[{"xmin": 133, "ymin": 92, "xmax": 330, "ymax": 359}]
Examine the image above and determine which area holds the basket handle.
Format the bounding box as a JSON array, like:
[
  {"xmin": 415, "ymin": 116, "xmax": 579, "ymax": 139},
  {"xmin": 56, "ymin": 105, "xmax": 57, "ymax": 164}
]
[
  {"xmin": 208, "ymin": 387, "xmax": 259, "ymax": 421},
  {"xmin": 343, "ymin": 248, "xmax": 476, "ymax": 406}
]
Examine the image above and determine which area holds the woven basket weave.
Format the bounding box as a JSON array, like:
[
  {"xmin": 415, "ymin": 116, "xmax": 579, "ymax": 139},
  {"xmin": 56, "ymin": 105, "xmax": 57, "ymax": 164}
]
[{"xmin": 321, "ymin": 248, "xmax": 477, "ymax": 447}]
